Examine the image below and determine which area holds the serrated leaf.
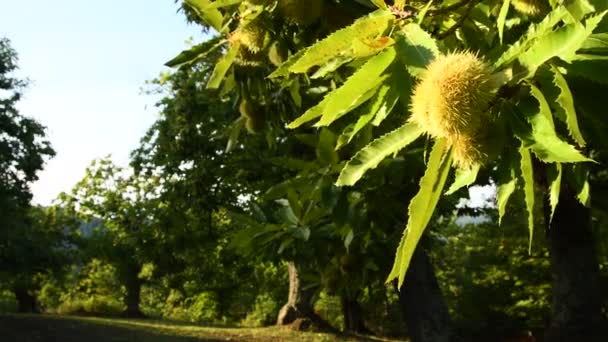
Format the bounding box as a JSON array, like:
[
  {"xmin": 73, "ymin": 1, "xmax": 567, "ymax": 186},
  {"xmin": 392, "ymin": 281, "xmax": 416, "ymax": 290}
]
[
  {"xmin": 518, "ymin": 23, "xmax": 588, "ymax": 78},
  {"xmin": 371, "ymin": 81, "xmax": 400, "ymax": 126},
  {"xmin": 445, "ymin": 164, "xmax": 480, "ymax": 195},
  {"xmin": 395, "ymin": 23, "xmax": 440, "ymax": 77},
  {"xmin": 496, "ymin": 153, "xmax": 518, "ymax": 226},
  {"xmin": 165, "ymin": 37, "xmax": 224, "ymax": 68},
  {"xmin": 315, "ymin": 48, "xmax": 396, "ymax": 127},
  {"xmin": 289, "ymin": 10, "xmax": 393, "ymax": 73},
  {"xmin": 387, "ymin": 139, "xmax": 452, "ymax": 287},
  {"xmin": 311, "ymin": 56, "xmax": 354, "ymax": 79},
  {"xmin": 547, "ymin": 163, "xmax": 562, "ymax": 223},
  {"xmin": 494, "ymin": 7, "xmax": 568, "ymax": 69},
  {"xmin": 336, "ymin": 80, "xmax": 398, "ymax": 149},
  {"xmin": 515, "ymin": 84, "xmax": 591, "ymax": 163},
  {"xmin": 550, "ymin": 65, "xmax": 586, "ymax": 147},
  {"xmin": 336, "ymin": 123, "xmax": 423, "ymax": 186},
  {"xmin": 497, "ymin": 0, "xmax": 510, "ymax": 44},
  {"xmin": 287, "ymin": 82, "xmax": 378, "ymax": 129},
  {"xmin": 519, "ymin": 147, "xmax": 534, "ymax": 253},
  {"xmin": 207, "ymin": 45, "xmax": 239, "ymax": 89},
  {"xmin": 268, "ymin": 48, "xmax": 308, "ymax": 78},
  {"xmin": 517, "ymin": 10, "xmax": 607, "ymax": 78},
  {"xmin": 185, "ymin": 0, "xmax": 223, "ymax": 32}
]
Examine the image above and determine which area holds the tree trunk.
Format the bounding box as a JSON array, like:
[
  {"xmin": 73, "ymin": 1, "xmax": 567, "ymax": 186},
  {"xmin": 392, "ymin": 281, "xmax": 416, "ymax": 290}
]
[
  {"xmin": 543, "ymin": 185, "xmax": 606, "ymax": 342},
  {"xmin": 341, "ymin": 295, "xmax": 369, "ymax": 334},
  {"xmin": 398, "ymin": 246, "xmax": 452, "ymax": 342},
  {"xmin": 276, "ymin": 261, "xmax": 334, "ymax": 331},
  {"xmin": 13, "ymin": 287, "xmax": 40, "ymax": 313},
  {"xmin": 123, "ymin": 272, "xmax": 144, "ymax": 318}
]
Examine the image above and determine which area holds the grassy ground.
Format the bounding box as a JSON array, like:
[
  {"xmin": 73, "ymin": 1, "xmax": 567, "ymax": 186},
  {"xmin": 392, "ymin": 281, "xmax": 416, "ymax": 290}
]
[{"xmin": 0, "ymin": 314, "xmax": 401, "ymax": 342}]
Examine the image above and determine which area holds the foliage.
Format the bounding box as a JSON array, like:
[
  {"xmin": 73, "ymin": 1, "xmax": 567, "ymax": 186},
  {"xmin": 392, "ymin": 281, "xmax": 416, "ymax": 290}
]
[
  {"xmin": 0, "ymin": 38, "xmax": 58, "ymax": 303},
  {"xmin": 166, "ymin": 0, "xmax": 608, "ymax": 289}
]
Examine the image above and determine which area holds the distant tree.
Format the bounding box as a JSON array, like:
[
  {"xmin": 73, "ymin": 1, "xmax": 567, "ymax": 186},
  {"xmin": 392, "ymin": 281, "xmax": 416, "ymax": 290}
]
[
  {"xmin": 60, "ymin": 158, "xmax": 163, "ymax": 317},
  {"xmin": 0, "ymin": 37, "xmax": 57, "ymax": 312}
]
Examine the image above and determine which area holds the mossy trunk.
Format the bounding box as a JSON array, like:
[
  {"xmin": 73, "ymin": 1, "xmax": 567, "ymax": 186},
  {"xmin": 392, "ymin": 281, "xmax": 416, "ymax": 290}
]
[
  {"xmin": 398, "ymin": 247, "xmax": 452, "ymax": 342},
  {"xmin": 543, "ymin": 186, "xmax": 606, "ymax": 341},
  {"xmin": 276, "ymin": 261, "xmax": 334, "ymax": 331}
]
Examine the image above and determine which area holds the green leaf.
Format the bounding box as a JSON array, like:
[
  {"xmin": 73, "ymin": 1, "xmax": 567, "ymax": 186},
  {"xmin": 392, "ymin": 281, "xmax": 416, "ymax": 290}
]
[
  {"xmin": 207, "ymin": 45, "xmax": 239, "ymax": 89},
  {"xmin": 445, "ymin": 164, "xmax": 480, "ymax": 195},
  {"xmin": 336, "ymin": 123, "xmax": 423, "ymax": 186},
  {"xmin": 519, "ymin": 147, "xmax": 534, "ymax": 253},
  {"xmin": 336, "ymin": 79, "xmax": 398, "ymax": 149},
  {"xmin": 550, "ymin": 65, "xmax": 586, "ymax": 147},
  {"xmin": 517, "ymin": 10, "xmax": 607, "ymax": 78},
  {"xmin": 565, "ymin": 0, "xmax": 595, "ymax": 21},
  {"xmin": 496, "ymin": 153, "xmax": 518, "ymax": 226},
  {"xmin": 371, "ymin": 81, "xmax": 400, "ymax": 126},
  {"xmin": 563, "ymin": 60, "xmax": 608, "ymax": 84},
  {"xmin": 518, "ymin": 23, "xmax": 588, "ymax": 78},
  {"xmin": 370, "ymin": 0, "xmax": 388, "ymax": 9},
  {"xmin": 225, "ymin": 116, "xmax": 244, "ymax": 152},
  {"xmin": 313, "ymin": 48, "xmax": 396, "ymax": 127},
  {"xmin": 289, "ymin": 10, "xmax": 393, "ymax": 73},
  {"xmin": 494, "ymin": 7, "xmax": 568, "ymax": 69},
  {"xmin": 287, "ymin": 82, "xmax": 379, "ymax": 129},
  {"xmin": 569, "ymin": 164, "xmax": 590, "ymax": 207},
  {"xmin": 497, "ymin": 0, "xmax": 510, "ymax": 44},
  {"xmin": 579, "ymin": 33, "xmax": 608, "ymax": 54},
  {"xmin": 515, "ymin": 84, "xmax": 591, "ymax": 163},
  {"xmin": 387, "ymin": 139, "xmax": 452, "ymax": 287},
  {"xmin": 547, "ymin": 163, "xmax": 562, "ymax": 223},
  {"xmin": 205, "ymin": 0, "xmax": 242, "ymax": 9},
  {"xmin": 395, "ymin": 23, "xmax": 440, "ymax": 77},
  {"xmin": 184, "ymin": 0, "xmax": 224, "ymax": 32},
  {"xmin": 316, "ymin": 128, "xmax": 339, "ymax": 166},
  {"xmin": 268, "ymin": 48, "xmax": 309, "ymax": 78},
  {"xmin": 165, "ymin": 37, "xmax": 224, "ymax": 68},
  {"xmin": 417, "ymin": 0, "xmax": 434, "ymax": 25}
]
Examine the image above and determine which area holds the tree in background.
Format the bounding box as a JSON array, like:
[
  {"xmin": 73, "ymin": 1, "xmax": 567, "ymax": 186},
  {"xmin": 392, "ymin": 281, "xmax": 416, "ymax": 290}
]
[
  {"xmin": 59, "ymin": 158, "xmax": 165, "ymax": 317},
  {"xmin": 0, "ymin": 37, "xmax": 57, "ymax": 313}
]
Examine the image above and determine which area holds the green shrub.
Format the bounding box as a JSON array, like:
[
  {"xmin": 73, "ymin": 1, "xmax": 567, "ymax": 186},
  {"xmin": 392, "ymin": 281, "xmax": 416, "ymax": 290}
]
[
  {"xmin": 241, "ymin": 293, "xmax": 281, "ymax": 327},
  {"xmin": 314, "ymin": 291, "xmax": 343, "ymax": 331},
  {"xmin": 187, "ymin": 292, "xmax": 220, "ymax": 323},
  {"xmin": 0, "ymin": 290, "xmax": 17, "ymax": 313}
]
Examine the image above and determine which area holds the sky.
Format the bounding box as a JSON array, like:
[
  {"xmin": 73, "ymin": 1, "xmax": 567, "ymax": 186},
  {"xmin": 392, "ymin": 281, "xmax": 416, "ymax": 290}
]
[{"xmin": 1, "ymin": 0, "xmax": 207, "ymax": 205}]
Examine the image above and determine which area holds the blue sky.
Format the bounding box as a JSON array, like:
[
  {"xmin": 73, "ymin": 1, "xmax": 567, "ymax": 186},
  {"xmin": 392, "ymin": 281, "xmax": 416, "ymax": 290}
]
[{"xmin": 1, "ymin": 0, "xmax": 206, "ymax": 205}]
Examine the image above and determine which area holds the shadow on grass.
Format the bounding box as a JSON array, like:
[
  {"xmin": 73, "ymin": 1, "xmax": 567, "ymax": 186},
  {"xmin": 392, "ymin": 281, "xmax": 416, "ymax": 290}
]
[{"xmin": 0, "ymin": 314, "xmax": 224, "ymax": 342}]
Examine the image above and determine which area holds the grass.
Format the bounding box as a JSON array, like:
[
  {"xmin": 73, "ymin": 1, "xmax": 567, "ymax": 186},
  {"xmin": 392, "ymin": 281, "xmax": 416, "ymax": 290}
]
[{"xmin": 0, "ymin": 314, "xmax": 401, "ymax": 342}]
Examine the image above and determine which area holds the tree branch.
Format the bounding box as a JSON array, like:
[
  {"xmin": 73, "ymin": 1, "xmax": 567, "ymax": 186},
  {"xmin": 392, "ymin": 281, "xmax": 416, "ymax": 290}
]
[{"xmin": 437, "ymin": 0, "xmax": 479, "ymax": 40}]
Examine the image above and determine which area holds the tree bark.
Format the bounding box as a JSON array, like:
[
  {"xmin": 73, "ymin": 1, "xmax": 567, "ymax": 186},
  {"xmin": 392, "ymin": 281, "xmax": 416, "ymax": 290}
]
[
  {"xmin": 398, "ymin": 246, "xmax": 452, "ymax": 342},
  {"xmin": 13, "ymin": 287, "xmax": 40, "ymax": 313},
  {"xmin": 543, "ymin": 185, "xmax": 606, "ymax": 342},
  {"xmin": 341, "ymin": 295, "xmax": 369, "ymax": 334},
  {"xmin": 122, "ymin": 268, "xmax": 144, "ymax": 318},
  {"xmin": 276, "ymin": 261, "xmax": 334, "ymax": 331}
]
